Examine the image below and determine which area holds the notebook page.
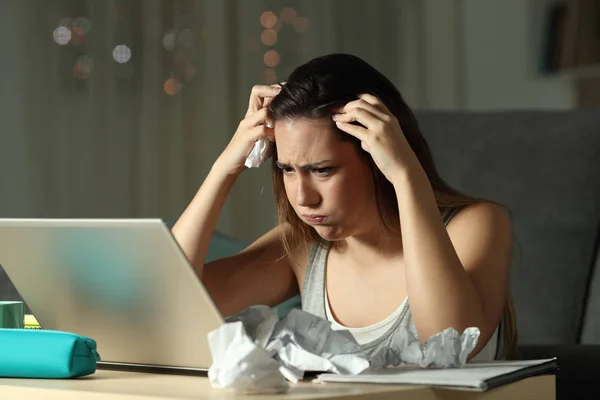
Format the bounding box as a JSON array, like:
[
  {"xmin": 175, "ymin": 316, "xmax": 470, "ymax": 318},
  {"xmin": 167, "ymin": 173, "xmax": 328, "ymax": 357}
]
[{"xmin": 315, "ymin": 359, "xmax": 557, "ymax": 390}]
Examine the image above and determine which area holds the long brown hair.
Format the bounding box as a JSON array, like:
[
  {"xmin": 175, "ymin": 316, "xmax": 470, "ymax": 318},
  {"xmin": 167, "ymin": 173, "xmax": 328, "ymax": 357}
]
[{"xmin": 268, "ymin": 54, "xmax": 517, "ymax": 359}]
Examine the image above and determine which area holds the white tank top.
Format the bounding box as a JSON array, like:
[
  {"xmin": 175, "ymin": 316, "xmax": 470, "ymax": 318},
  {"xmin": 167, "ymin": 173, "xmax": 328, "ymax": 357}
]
[
  {"xmin": 325, "ymin": 285, "xmax": 500, "ymax": 362},
  {"xmin": 301, "ymin": 206, "xmax": 504, "ymax": 365},
  {"xmin": 325, "ymin": 286, "xmax": 408, "ymax": 345}
]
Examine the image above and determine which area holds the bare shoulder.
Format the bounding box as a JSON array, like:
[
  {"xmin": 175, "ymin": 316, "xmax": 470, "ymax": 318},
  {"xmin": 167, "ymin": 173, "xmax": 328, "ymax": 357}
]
[
  {"xmin": 446, "ymin": 202, "xmax": 512, "ymax": 243},
  {"xmin": 445, "ymin": 201, "xmax": 513, "ymax": 298},
  {"xmin": 442, "ymin": 203, "xmax": 513, "ymax": 359},
  {"xmin": 444, "ymin": 202, "xmax": 513, "ymax": 284}
]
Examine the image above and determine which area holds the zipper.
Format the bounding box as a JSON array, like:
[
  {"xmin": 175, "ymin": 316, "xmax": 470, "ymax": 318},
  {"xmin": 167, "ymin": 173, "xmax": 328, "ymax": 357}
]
[
  {"xmin": 0, "ymin": 328, "xmax": 84, "ymax": 336},
  {"xmin": 82, "ymin": 338, "xmax": 102, "ymax": 361},
  {"xmin": 0, "ymin": 328, "xmax": 101, "ymax": 361}
]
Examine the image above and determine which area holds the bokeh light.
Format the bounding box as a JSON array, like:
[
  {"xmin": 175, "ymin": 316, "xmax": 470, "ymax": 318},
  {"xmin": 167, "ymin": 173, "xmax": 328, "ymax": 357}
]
[
  {"xmin": 261, "ymin": 29, "xmax": 277, "ymax": 46},
  {"xmin": 163, "ymin": 30, "xmax": 176, "ymax": 51},
  {"xmin": 53, "ymin": 26, "xmax": 71, "ymax": 45},
  {"xmin": 73, "ymin": 17, "xmax": 92, "ymax": 34},
  {"xmin": 184, "ymin": 63, "xmax": 196, "ymax": 81},
  {"xmin": 113, "ymin": 45, "xmax": 132, "ymax": 63},
  {"xmin": 260, "ymin": 11, "xmax": 277, "ymax": 28},
  {"xmin": 273, "ymin": 19, "xmax": 283, "ymax": 33},
  {"xmin": 164, "ymin": 78, "xmax": 182, "ymax": 95},
  {"xmin": 293, "ymin": 17, "xmax": 309, "ymax": 33},
  {"xmin": 264, "ymin": 50, "xmax": 280, "ymax": 67},
  {"xmin": 114, "ymin": 4, "xmax": 124, "ymax": 21},
  {"xmin": 73, "ymin": 55, "xmax": 93, "ymax": 79},
  {"xmin": 280, "ymin": 7, "xmax": 297, "ymax": 24},
  {"xmin": 172, "ymin": 48, "xmax": 187, "ymax": 67},
  {"xmin": 72, "ymin": 26, "xmax": 85, "ymax": 37},
  {"xmin": 70, "ymin": 27, "xmax": 85, "ymax": 45}
]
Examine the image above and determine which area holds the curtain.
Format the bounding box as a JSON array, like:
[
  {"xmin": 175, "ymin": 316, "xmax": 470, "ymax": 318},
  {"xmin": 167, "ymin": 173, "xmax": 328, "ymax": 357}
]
[{"xmin": 0, "ymin": 0, "xmax": 423, "ymax": 243}]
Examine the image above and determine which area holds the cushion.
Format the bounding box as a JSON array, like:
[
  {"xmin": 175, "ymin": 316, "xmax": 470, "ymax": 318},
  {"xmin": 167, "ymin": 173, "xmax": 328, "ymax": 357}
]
[
  {"xmin": 581, "ymin": 248, "xmax": 600, "ymax": 343},
  {"xmin": 416, "ymin": 110, "xmax": 600, "ymax": 344},
  {"xmin": 517, "ymin": 344, "xmax": 600, "ymax": 399}
]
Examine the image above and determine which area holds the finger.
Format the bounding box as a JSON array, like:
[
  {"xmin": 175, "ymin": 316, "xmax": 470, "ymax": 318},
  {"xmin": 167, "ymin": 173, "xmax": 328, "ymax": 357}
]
[
  {"xmin": 248, "ymin": 124, "xmax": 275, "ymax": 142},
  {"xmin": 334, "ymin": 120, "xmax": 368, "ymax": 142},
  {"xmin": 263, "ymin": 83, "xmax": 284, "ymax": 108},
  {"xmin": 246, "ymin": 85, "xmax": 282, "ymax": 116},
  {"xmin": 333, "ymin": 99, "xmax": 388, "ymax": 121},
  {"xmin": 242, "ymin": 107, "xmax": 272, "ymax": 128},
  {"xmin": 332, "ymin": 107, "xmax": 381, "ymax": 129},
  {"xmin": 263, "ymin": 96, "xmax": 274, "ymax": 109},
  {"xmin": 357, "ymin": 93, "xmax": 391, "ymax": 114}
]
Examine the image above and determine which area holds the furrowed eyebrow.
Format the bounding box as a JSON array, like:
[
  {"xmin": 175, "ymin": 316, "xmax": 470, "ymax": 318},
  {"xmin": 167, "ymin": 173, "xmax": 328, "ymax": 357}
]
[
  {"xmin": 276, "ymin": 160, "xmax": 333, "ymax": 170},
  {"xmin": 275, "ymin": 161, "xmax": 290, "ymax": 169}
]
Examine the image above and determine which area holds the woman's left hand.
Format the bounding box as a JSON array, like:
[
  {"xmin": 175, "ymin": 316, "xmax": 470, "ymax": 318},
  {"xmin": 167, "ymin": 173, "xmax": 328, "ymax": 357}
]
[{"xmin": 332, "ymin": 94, "xmax": 418, "ymax": 183}]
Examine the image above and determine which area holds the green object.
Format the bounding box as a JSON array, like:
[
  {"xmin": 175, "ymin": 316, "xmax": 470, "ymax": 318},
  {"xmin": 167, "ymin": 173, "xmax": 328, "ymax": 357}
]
[
  {"xmin": 274, "ymin": 295, "xmax": 302, "ymax": 319},
  {"xmin": 0, "ymin": 301, "xmax": 24, "ymax": 329},
  {"xmin": 0, "ymin": 329, "xmax": 100, "ymax": 378},
  {"xmin": 205, "ymin": 231, "xmax": 246, "ymax": 262}
]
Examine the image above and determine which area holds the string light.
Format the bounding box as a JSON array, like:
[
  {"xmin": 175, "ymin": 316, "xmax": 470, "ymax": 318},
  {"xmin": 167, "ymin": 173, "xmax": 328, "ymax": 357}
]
[
  {"xmin": 280, "ymin": 7, "xmax": 296, "ymax": 24},
  {"xmin": 73, "ymin": 55, "xmax": 93, "ymax": 79},
  {"xmin": 260, "ymin": 11, "xmax": 277, "ymax": 28},
  {"xmin": 73, "ymin": 17, "xmax": 92, "ymax": 34},
  {"xmin": 261, "ymin": 29, "xmax": 277, "ymax": 46},
  {"xmin": 163, "ymin": 30, "xmax": 176, "ymax": 51},
  {"xmin": 164, "ymin": 78, "xmax": 182, "ymax": 95},
  {"xmin": 184, "ymin": 63, "xmax": 196, "ymax": 81},
  {"xmin": 259, "ymin": 7, "xmax": 309, "ymax": 84},
  {"xmin": 264, "ymin": 50, "xmax": 280, "ymax": 68},
  {"xmin": 293, "ymin": 17, "xmax": 309, "ymax": 33},
  {"xmin": 53, "ymin": 26, "xmax": 71, "ymax": 45},
  {"xmin": 113, "ymin": 45, "xmax": 132, "ymax": 63}
]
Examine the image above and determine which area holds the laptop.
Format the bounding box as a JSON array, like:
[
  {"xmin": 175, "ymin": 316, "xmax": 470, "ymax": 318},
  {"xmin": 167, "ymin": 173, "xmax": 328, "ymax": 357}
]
[{"xmin": 0, "ymin": 218, "xmax": 225, "ymax": 374}]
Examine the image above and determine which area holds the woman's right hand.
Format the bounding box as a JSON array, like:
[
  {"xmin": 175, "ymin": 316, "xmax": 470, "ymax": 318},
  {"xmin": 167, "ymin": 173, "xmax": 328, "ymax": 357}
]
[{"xmin": 214, "ymin": 84, "xmax": 281, "ymax": 177}]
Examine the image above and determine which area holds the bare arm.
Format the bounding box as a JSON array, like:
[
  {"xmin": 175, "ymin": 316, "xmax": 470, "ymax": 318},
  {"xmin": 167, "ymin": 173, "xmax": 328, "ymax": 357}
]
[
  {"xmin": 171, "ymin": 84, "xmax": 298, "ymax": 316},
  {"xmin": 171, "ymin": 165, "xmax": 237, "ymax": 279},
  {"xmin": 332, "ymin": 94, "xmax": 512, "ymax": 358},
  {"xmin": 173, "ymin": 176, "xmax": 300, "ymax": 316},
  {"xmin": 171, "ymin": 84, "xmax": 281, "ymax": 278},
  {"xmin": 203, "ymin": 225, "xmax": 300, "ymax": 317},
  {"xmin": 393, "ymin": 165, "xmax": 512, "ymax": 357}
]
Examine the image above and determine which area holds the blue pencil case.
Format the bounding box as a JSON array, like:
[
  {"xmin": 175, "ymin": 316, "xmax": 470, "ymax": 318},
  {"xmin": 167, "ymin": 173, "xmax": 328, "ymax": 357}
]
[{"xmin": 0, "ymin": 328, "xmax": 101, "ymax": 378}]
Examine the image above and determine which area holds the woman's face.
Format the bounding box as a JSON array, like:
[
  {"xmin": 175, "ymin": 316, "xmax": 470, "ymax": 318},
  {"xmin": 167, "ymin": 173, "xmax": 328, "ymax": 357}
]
[{"xmin": 274, "ymin": 118, "xmax": 380, "ymax": 241}]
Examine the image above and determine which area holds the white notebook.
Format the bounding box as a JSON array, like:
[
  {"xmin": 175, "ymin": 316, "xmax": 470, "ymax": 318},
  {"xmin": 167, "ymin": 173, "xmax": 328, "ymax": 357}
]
[{"xmin": 315, "ymin": 358, "xmax": 558, "ymax": 391}]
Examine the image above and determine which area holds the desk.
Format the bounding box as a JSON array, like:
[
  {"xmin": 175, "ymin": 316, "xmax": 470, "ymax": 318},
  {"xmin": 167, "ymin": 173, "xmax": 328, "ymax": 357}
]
[{"xmin": 0, "ymin": 369, "xmax": 555, "ymax": 400}]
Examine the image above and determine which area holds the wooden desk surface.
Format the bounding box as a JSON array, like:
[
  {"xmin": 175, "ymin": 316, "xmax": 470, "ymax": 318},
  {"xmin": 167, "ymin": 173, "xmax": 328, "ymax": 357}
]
[{"xmin": 0, "ymin": 369, "xmax": 555, "ymax": 400}]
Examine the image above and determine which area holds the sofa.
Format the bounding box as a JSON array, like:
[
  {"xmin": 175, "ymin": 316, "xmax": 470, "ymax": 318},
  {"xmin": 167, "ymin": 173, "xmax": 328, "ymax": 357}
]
[
  {"xmin": 417, "ymin": 110, "xmax": 600, "ymax": 399},
  {"xmin": 2, "ymin": 110, "xmax": 600, "ymax": 398}
]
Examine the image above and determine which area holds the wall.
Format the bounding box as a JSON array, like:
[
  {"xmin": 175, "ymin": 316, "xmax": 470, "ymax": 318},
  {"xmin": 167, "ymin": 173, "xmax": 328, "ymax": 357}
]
[
  {"xmin": 460, "ymin": 0, "xmax": 575, "ymax": 110},
  {"xmin": 0, "ymin": 0, "xmax": 419, "ymax": 243},
  {"xmin": 0, "ymin": 2, "xmax": 35, "ymax": 217},
  {"xmin": 0, "ymin": 0, "xmax": 578, "ymax": 246}
]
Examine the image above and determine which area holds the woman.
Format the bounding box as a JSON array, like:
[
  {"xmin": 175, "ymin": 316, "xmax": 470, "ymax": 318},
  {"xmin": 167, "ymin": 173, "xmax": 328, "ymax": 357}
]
[{"xmin": 172, "ymin": 54, "xmax": 517, "ymax": 363}]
